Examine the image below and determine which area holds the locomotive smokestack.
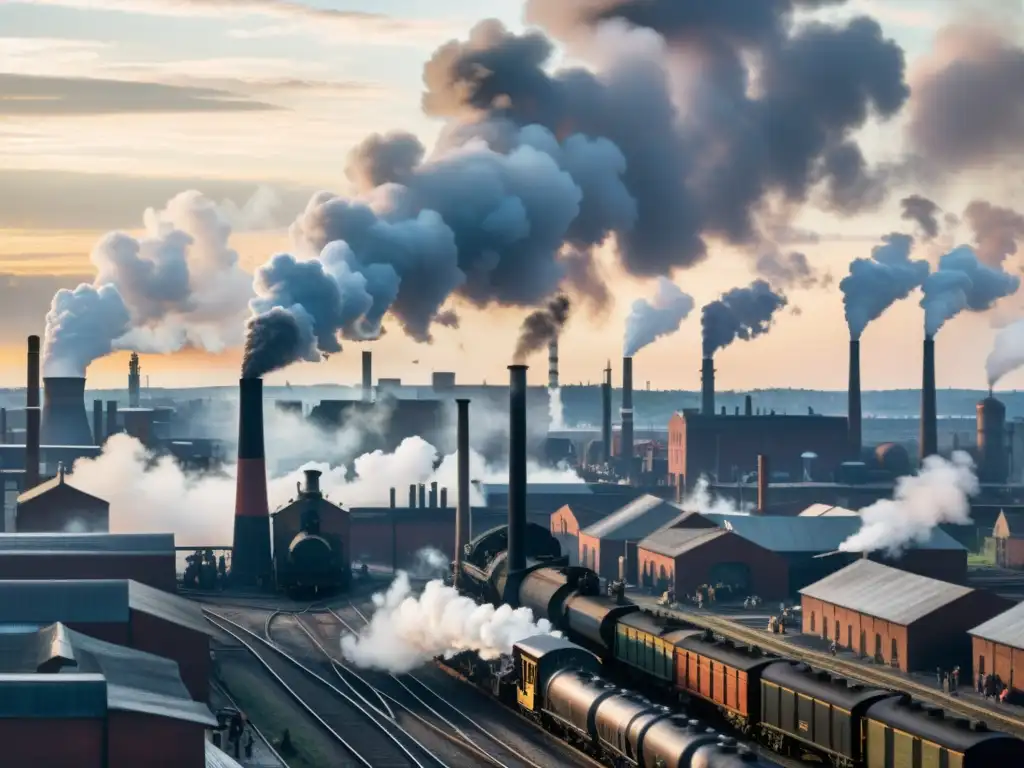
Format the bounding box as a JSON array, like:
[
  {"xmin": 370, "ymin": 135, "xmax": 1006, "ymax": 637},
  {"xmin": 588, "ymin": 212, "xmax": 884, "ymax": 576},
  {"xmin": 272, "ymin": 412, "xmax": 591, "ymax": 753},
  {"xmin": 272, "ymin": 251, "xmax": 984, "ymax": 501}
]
[
  {"xmin": 621, "ymin": 356, "xmax": 634, "ymax": 466},
  {"xmin": 757, "ymin": 454, "xmax": 769, "ymax": 514},
  {"xmin": 25, "ymin": 336, "xmax": 40, "ymax": 488},
  {"xmin": 361, "ymin": 350, "xmax": 372, "ymax": 402},
  {"xmin": 41, "ymin": 377, "xmax": 94, "ymax": 447},
  {"xmin": 455, "ymin": 398, "xmax": 470, "ymax": 588},
  {"xmin": 92, "ymin": 399, "xmax": 103, "ymax": 446},
  {"xmin": 920, "ymin": 336, "xmax": 938, "ymax": 462},
  {"xmin": 508, "ymin": 364, "xmax": 527, "ymax": 574},
  {"xmin": 701, "ymin": 357, "xmax": 715, "ymax": 416},
  {"xmin": 601, "ymin": 362, "xmax": 612, "ymax": 464},
  {"xmin": 232, "ymin": 377, "xmax": 272, "ymax": 588},
  {"xmin": 848, "ymin": 339, "xmax": 862, "ymax": 458}
]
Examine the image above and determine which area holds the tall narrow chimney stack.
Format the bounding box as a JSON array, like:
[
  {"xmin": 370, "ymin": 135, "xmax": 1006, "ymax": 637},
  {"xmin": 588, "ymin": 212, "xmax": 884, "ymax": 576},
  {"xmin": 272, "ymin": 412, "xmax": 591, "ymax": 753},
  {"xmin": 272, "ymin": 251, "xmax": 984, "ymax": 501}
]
[
  {"xmin": 548, "ymin": 339, "xmax": 559, "ymax": 389},
  {"xmin": 920, "ymin": 336, "xmax": 938, "ymax": 462},
  {"xmin": 701, "ymin": 357, "xmax": 715, "ymax": 416},
  {"xmin": 601, "ymin": 362, "xmax": 612, "ymax": 464},
  {"xmin": 361, "ymin": 350, "xmax": 372, "ymax": 402},
  {"xmin": 454, "ymin": 398, "xmax": 470, "ymax": 588},
  {"xmin": 848, "ymin": 339, "xmax": 862, "ymax": 458},
  {"xmin": 232, "ymin": 378, "xmax": 272, "ymax": 588},
  {"xmin": 507, "ymin": 364, "xmax": 528, "ymax": 574},
  {"xmin": 408, "ymin": 483, "xmax": 416, "ymax": 508},
  {"xmin": 25, "ymin": 335, "xmax": 40, "ymax": 488},
  {"xmin": 744, "ymin": 394, "xmax": 753, "ymax": 417},
  {"xmin": 92, "ymin": 400, "xmax": 104, "ymax": 446},
  {"xmin": 105, "ymin": 401, "xmax": 118, "ymax": 439},
  {"xmin": 757, "ymin": 454, "xmax": 769, "ymax": 514},
  {"xmin": 621, "ymin": 356, "xmax": 634, "ymax": 469}
]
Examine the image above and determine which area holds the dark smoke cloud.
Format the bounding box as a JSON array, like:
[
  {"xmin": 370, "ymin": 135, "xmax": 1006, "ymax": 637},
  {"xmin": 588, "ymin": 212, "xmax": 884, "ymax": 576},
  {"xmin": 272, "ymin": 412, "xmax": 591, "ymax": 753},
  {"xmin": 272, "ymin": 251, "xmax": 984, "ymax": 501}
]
[
  {"xmin": 907, "ymin": 25, "xmax": 1024, "ymax": 174},
  {"xmin": 921, "ymin": 245, "xmax": 1021, "ymax": 337},
  {"xmin": 344, "ymin": 131, "xmax": 425, "ymax": 190},
  {"xmin": 560, "ymin": 248, "xmax": 611, "ymax": 315},
  {"xmin": 701, "ymin": 280, "xmax": 788, "ymax": 357},
  {"xmin": 755, "ymin": 250, "xmax": 830, "ymax": 289},
  {"xmin": 241, "ymin": 305, "xmax": 316, "ymax": 379},
  {"xmin": 514, "ymin": 295, "xmax": 570, "ymax": 363},
  {"xmin": 963, "ymin": 201, "xmax": 1024, "ymax": 267},
  {"xmin": 840, "ymin": 233, "xmax": 929, "ymax": 340},
  {"xmin": 435, "ymin": 309, "xmax": 460, "ymax": 328},
  {"xmin": 900, "ymin": 195, "xmax": 941, "ymax": 240}
]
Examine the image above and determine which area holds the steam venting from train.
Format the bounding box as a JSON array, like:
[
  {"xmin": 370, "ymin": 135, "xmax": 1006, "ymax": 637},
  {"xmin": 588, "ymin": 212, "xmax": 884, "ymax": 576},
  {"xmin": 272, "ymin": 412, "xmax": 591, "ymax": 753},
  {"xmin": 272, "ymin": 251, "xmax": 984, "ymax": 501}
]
[
  {"xmin": 839, "ymin": 450, "xmax": 978, "ymax": 556},
  {"xmin": 920, "ymin": 246, "xmax": 1020, "ymax": 337},
  {"xmin": 514, "ymin": 295, "xmax": 571, "ymax": 364},
  {"xmin": 987, "ymin": 318, "xmax": 1024, "ymax": 388},
  {"xmin": 701, "ymin": 280, "xmax": 787, "ymax": 358},
  {"xmin": 840, "ymin": 234, "xmax": 929, "ymax": 340},
  {"xmin": 623, "ymin": 277, "xmax": 694, "ymax": 357},
  {"xmin": 42, "ymin": 190, "xmax": 261, "ymax": 376},
  {"xmin": 340, "ymin": 572, "xmax": 557, "ymax": 673}
]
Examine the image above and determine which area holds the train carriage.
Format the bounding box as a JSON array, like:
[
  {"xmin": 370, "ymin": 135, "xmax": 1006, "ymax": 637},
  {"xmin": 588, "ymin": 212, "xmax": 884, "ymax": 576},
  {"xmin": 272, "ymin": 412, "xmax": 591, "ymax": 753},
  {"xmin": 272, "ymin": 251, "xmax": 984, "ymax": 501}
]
[
  {"xmin": 614, "ymin": 611, "xmax": 699, "ymax": 685},
  {"xmin": 564, "ymin": 593, "xmax": 639, "ymax": 655},
  {"xmin": 514, "ymin": 633, "xmax": 602, "ymax": 715},
  {"xmin": 675, "ymin": 633, "xmax": 777, "ymax": 727}
]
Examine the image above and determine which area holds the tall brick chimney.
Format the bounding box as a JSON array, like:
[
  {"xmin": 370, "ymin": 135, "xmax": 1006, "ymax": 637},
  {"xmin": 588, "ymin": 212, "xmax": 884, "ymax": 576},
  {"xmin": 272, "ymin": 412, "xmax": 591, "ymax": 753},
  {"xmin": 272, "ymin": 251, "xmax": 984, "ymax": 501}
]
[{"xmin": 232, "ymin": 377, "xmax": 272, "ymax": 588}]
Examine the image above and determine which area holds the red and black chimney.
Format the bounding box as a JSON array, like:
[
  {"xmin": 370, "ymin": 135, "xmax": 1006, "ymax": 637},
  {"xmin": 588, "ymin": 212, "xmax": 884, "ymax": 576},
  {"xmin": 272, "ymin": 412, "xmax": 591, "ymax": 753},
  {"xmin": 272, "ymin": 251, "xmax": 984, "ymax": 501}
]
[
  {"xmin": 232, "ymin": 377, "xmax": 273, "ymax": 588},
  {"xmin": 454, "ymin": 397, "xmax": 470, "ymax": 588},
  {"xmin": 507, "ymin": 364, "xmax": 527, "ymax": 574},
  {"xmin": 621, "ymin": 356, "xmax": 634, "ymax": 467},
  {"xmin": 920, "ymin": 336, "xmax": 938, "ymax": 462},
  {"xmin": 25, "ymin": 335, "xmax": 40, "ymax": 488},
  {"xmin": 848, "ymin": 339, "xmax": 862, "ymax": 458}
]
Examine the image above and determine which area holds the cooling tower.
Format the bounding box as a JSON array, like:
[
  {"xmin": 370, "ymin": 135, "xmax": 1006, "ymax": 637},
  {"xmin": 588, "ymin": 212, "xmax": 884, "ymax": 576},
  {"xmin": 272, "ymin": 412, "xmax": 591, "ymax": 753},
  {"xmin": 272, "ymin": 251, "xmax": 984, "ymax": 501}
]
[
  {"xmin": 232, "ymin": 377, "xmax": 273, "ymax": 588},
  {"xmin": 920, "ymin": 337, "xmax": 938, "ymax": 462},
  {"xmin": 848, "ymin": 339, "xmax": 862, "ymax": 458},
  {"xmin": 454, "ymin": 398, "xmax": 470, "ymax": 587},
  {"xmin": 601, "ymin": 362, "xmax": 612, "ymax": 464},
  {"xmin": 361, "ymin": 350, "xmax": 372, "ymax": 401},
  {"xmin": 701, "ymin": 357, "xmax": 715, "ymax": 416},
  {"xmin": 621, "ymin": 356, "xmax": 634, "ymax": 464},
  {"xmin": 25, "ymin": 336, "xmax": 40, "ymax": 488},
  {"xmin": 41, "ymin": 377, "xmax": 94, "ymax": 447},
  {"xmin": 508, "ymin": 364, "xmax": 527, "ymax": 574},
  {"xmin": 977, "ymin": 396, "xmax": 1007, "ymax": 484}
]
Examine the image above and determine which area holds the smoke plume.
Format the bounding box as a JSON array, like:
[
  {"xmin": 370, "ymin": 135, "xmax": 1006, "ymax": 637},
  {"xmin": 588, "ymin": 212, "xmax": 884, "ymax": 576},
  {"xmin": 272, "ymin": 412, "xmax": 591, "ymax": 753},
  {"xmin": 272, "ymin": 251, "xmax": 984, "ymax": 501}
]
[
  {"xmin": 340, "ymin": 573, "xmax": 557, "ymax": 673},
  {"xmin": 964, "ymin": 201, "xmax": 1024, "ymax": 267},
  {"xmin": 840, "ymin": 233, "xmax": 929, "ymax": 340},
  {"xmin": 680, "ymin": 476, "xmax": 751, "ymax": 516},
  {"xmin": 514, "ymin": 295, "xmax": 570, "ymax": 363},
  {"xmin": 407, "ymin": 547, "xmax": 450, "ymax": 580},
  {"xmin": 839, "ymin": 450, "xmax": 978, "ymax": 556},
  {"xmin": 755, "ymin": 250, "xmax": 829, "ymax": 290},
  {"xmin": 900, "ymin": 195, "xmax": 941, "ymax": 240},
  {"xmin": 986, "ymin": 318, "xmax": 1024, "ymax": 388},
  {"xmin": 701, "ymin": 280, "xmax": 788, "ymax": 357},
  {"xmin": 623, "ymin": 277, "xmax": 694, "ymax": 356},
  {"xmin": 43, "ymin": 190, "xmax": 259, "ymax": 377},
  {"xmin": 921, "ymin": 245, "xmax": 1020, "ymax": 337},
  {"xmin": 548, "ymin": 387, "xmax": 566, "ymax": 431}
]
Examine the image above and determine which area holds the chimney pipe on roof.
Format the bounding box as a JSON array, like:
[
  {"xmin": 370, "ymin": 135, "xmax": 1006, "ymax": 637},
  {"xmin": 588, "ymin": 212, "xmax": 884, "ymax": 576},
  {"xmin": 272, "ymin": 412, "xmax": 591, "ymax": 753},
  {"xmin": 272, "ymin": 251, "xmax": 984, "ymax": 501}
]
[
  {"xmin": 621, "ymin": 356, "xmax": 634, "ymax": 469},
  {"xmin": 508, "ymin": 364, "xmax": 528, "ymax": 574},
  {"xmin": 418, "ymin": 483, "xmax": 426, "ymax": 509},
  {"xmin": 455, "ymin": 398, "xmax": 470, "ymax": 588},
  {"xmin": 26, "ymin": 336, "xmax": 40, "ymax": 487},
  {"xmin": 408, "ymin": 483, "xmax": 416, "ymax": 508},
  {"xmin": 389, "ymin": 487, "xmax": 396, "ymax": 509},
  {"xmin": 920, "ymin": 336, "xmax": 938, "ymax": 462},
  {"xmin": 429, "ymin": 481, "xmax": 438, "ymax": 509},
  {"xmin": 92, "ymin": 400, "xmax": 103, "ymax": 446},
  {"xmin": 757, "ymin": 454, "xmax": 769, "ymax": 514},
  {"xmin": 701, "ymin": 357, "xmax": 715, "ymax": 416},
  {"xmin": 232, "ymin": 377, "xmax": 273, "ymax": 588},
  {"xmin": 848, "ymin": 339, "xmax": 862, "ymax": 458},
  {"xmin": 601, "ymin": 362, "xmax": 612, "ymax": 464},
  {"xmin": 720, "ymin": 405, "xmax": 726, "ymax": 416},
  {"xmin": 361, "ymin": 350, "xmax": 372, "ymax": 402}
]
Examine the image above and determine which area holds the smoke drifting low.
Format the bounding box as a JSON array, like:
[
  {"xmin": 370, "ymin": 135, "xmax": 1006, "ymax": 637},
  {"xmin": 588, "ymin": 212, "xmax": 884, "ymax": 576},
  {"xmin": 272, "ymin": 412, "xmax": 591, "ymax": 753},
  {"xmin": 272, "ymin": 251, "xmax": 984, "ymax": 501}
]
[
  {"xmin": 623, "ymin": 277, "xmax": 694, "ymax": 356},
  {"xmin": 340, "ymin": 573, "xmax": 557, "ymax": 673},
  {"xmin": 680, "ymin": 476, "xmax": 751, "ymax": 516},
  {"xmin": 921, "ymin": 245, "xmax": 1020, "ymax": 337},
  {"xmin": 839, "ymin": 451, "xmax": 978, "ymax": 556},
  {"xmin": 701, "ymin": 280, "xmax": 787, "ymax": 358},
  {"xmin": 986, "ymin": 318, "xmax": 1024, "ymax": 388},
  {"xmin": 514, "ymin": 295, "xmax": 570, "ymax": 363},
  {"xmin": 840, "ymin": 233, "xmax": 929, "ymax": 340}
]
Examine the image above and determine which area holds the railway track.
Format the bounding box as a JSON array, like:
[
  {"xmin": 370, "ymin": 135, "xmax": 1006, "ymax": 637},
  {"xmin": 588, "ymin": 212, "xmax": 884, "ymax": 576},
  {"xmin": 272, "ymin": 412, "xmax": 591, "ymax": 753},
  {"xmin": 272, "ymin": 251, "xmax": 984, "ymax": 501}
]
[
  {"xmin": 660, "ymin": 604, "xmax": 1024, "ymax": 740},
  {"xmin": 205, "ymin": 608, "xmax": 447, "ymax": 768}
]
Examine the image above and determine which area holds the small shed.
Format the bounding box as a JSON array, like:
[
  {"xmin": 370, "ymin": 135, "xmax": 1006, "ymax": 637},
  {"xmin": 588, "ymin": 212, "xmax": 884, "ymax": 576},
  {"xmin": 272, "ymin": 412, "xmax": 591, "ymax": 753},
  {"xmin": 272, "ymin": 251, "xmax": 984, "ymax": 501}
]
[
  {"xmin": 969, "ymin": 601, "xmax": 1024, "ymax": 692},
  {"xmin": 991, "ymin": 510, "xmax": 1024, "ymax": 569},
  {"xmin": 15, "ymin": 464, "xmax": 109, "ymax": 533},
  {"xmin": 0, "ymin": 579, "xmax": 212, "ymax": 701},
  {"xmin": 800, "ymin": 560, "xmax": 1012, "ymax": 672},
  {"xmin": 578, "ymin": 495, "xmax": 684, "ymax": 584},
  {"xmin": 550, "ymin": 503, "xmax": 609, "ymax": 566}
]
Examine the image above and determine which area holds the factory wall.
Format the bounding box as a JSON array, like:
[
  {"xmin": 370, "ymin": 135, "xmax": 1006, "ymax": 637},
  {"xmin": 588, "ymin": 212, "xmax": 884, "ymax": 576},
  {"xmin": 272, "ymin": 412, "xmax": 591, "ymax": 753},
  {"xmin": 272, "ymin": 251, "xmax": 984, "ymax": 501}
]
[
  {"xmin": 0, "ymin": 555, "xmax": 175, "ymax": 591},
  {"xmin": 130, "ymin": 610, "xmax": 210, "ymax": 702},
  {"xmin": 803, "ymin": 595, "xmax": 910, "ymax": 670},
  {"xmin": 16, "ymin": 483, "xmax": 109, "ymax": 533},
  {"xmin": 972, "ymin": 636, "xmax": 1024, "ymax": 691},
  {"xmin": 107, "ymin": 711, "xmax": 206, "ymax": 767},
  {"xmin": 0, "ymin": 719, "xmax": 104, "ymax": 768},
  {"xmin": 577, "ymin": 532, "xmax": 636, "ymax": 583}
]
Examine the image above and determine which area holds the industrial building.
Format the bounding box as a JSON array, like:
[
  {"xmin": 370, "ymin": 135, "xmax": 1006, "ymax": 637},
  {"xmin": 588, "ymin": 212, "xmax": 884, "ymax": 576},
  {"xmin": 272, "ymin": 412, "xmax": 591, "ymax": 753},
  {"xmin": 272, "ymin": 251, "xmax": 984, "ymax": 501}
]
[
  {"xmin": 991, "ymin": 510, "xmax": 1024, "ymax": 568},
  {"xmin": 550, "ymin": 503, "xmax": 610, "ymax": 566},
  {"xmin": 800, "ymin": 560, "xmax": 1012, "ymax": 672},
  {"xmin": 0, "ymin": 622, "xmax": 215, "ymax": 767},
  {"xmin": 577, "ymin": 495, "xmax": 684, "ymax": 583},
  {"xmin": 15, "ymin": 464, "xmax": 109, "ymax": 533},
  {"xmin": 970, "ymin": 601, "xmax": 1024, "ymax": 692},
  {"xmin": 0, "ymin": 533, "xmax": 176, "ymax": 591},
  {"xmin": 0, "ymin": 579, "xmax": 211, "ymax": 701}
]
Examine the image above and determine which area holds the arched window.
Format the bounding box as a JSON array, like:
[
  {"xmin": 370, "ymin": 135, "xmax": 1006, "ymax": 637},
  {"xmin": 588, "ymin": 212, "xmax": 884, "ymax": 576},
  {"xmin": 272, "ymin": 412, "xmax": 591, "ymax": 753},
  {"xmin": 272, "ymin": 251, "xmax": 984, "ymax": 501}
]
[
  {"xmin": 891, "ymin": 638, "xmax": 899, "ymax": 663},
  {"xmin": 810, "ymin": 613, "xmax": 816, "ymax": 633}
]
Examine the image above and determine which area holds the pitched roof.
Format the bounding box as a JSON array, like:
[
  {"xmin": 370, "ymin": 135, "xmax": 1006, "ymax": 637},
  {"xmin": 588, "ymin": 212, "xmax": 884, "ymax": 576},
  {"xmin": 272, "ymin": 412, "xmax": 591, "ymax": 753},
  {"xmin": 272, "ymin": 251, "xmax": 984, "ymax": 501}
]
[
  {"xmin": 0, "ymin": 623, "xmax": 214, "ymax": 725},
  {"xmin": 638, "ymin": 527, "xmax": 728, "ymax": 558},
  {"xmin": 0, "ymin": 532, "xmax": 174, "ymax": 555},
  {"xmin": 582, "ymin": 495, "xmax": 684, "ymax": 541},
  {"xmin": 703, "ymin": 513, "xmax": 965, "ymax": 553},
  {"xmin": 798, "ymin": 503, "xmax": 858, "ymax": 517},
  {"xmin": 995, "ymin": 510, "xmax": 1024, "ymax": 537},
  {"xmin": 969, "ymin": 601, "xmax": 1024, "ymax": 649},
  {"xmin": 554, "ymin": 503, "xmax": 608, "ymax": 529},
  {"xmin": 800, "ymin": 560, "xmax": 973, "ymax": 625},
  {"xmin": 17, "ymin": 472, "xmax": 108, "ymax": 505},
  {"xmin": 0, "ymin": 579, "xmax": 210, "ymax": 636}
]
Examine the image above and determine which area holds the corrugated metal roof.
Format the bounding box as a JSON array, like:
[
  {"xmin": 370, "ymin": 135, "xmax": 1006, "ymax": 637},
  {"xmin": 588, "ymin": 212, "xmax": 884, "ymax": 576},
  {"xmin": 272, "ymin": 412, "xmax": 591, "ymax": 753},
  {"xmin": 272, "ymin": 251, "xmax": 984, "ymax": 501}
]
[
  {"xmin": 206, "ymin": 741, "xmax": 244, "ymax": 768},
  {"xmin": 17, "ymin": 474, "xmax": 107, "ymax": 505},
  {"xmin": 482, "ymin": 483, "xmax": 593, "ymax": 496},
  {"xmin": 798, "ymin": 504, "xmax": 858, "ymax": 517},
  {"xmin": 582, "ymin": 495, "xmax": 684, "ymax": 541},
  {"xmin": 703, "ymin": 514, "xmax": 966, "ymax": 553},
  {"xmin": 638, "ymin": 527, "xmax": 727, "ymax": 558},
  {"xmin": 0, "ymin": 580, "xmax": 211, "ymax": 635},
  {"xmin": 969, "ymin": 601, "xmax": 1024, "ymax": 649},
  {"xmin": 0, "ymin": 532, "xmax": 174, "ymax": 554},
  {"xmin": 799, "ymin": 560, "xmax": 973, "ymax": 625},
  {"xmin": 0, "ymin": 674, "xmax": 108, "ymax": 718}
]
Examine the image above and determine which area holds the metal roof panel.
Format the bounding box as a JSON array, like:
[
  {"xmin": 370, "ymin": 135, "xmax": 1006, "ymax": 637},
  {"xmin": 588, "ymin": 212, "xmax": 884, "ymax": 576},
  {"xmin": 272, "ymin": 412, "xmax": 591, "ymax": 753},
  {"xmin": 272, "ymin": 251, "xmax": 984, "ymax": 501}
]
[
  {"xmin": 638, "ymin": 527, "xmax": 728, "ymax": 558},
  {"xmin": 0, "ymin": 533, "xmax": 174, "ymax": 554},
  {"xmin": 969, "ymin": 601, "xmax": 1024, "ymax": 649},
  {"xmin": 582, "ymin": 495, "xmax": 684, "ymax": 540}
]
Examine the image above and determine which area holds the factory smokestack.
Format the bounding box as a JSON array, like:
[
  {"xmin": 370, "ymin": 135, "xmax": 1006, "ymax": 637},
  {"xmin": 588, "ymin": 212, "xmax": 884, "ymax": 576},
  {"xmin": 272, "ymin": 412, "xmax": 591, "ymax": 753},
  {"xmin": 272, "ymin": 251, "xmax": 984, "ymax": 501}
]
[
  {"xmin": 455, "ymin": 398, "xmax": 470, "ymax": 588},
  {"xmin": 601, "ymin": 362, "xmax": 612, "ymax": 464},
  {"xmin": 408, "ymin": 483, "xmax": 416, "ymax": 508},
  {"xmin": 548, "ymin": 339, "xmax": 559, "ymax": 389},
  {"xmin": 508, "ymin": 364, "xmax": 527, "ymax": 574},
  {"xmin": 621, "ymin": 357, "xmax": 634, "ymax": 467},
  {"xmin": 920, "ymin": 337, "xmax": 938, "ymax": 462},
  {"xmin": 128, "ymin": 352, "xmax": 141, "ymax": 408},
  {"xmin": 757, "ymin": 454, "xmax": 769, "ymax": 514},
  {"xmin": 744, "ymin": 395, "xmax": 752, "ymax": 417},
  {"xmin": 361, "ymin": 350, "xmax": 372, "ymax": 402},
  {"xmin": 232, "ymin": 378, "xmax": 272, "ymax": 589},
  {"xmin": 25, "ymin": 336, "xmax": 40, "ymax": 488},
  {"xmin": 41, "ymin": 377, "xmax": 94, "ymax": 447},
  {"xmin": 105, "ymin": 401, "xmax": 118, "ymax": 439},
  {"xmin": 92, "ymin": 400, "xmax": 103, "ymax": 446},
  {"xmin": 848, "ymin": 339, "xmax": 862, "ymax": 458},
  {"xmin": 701, "ymin": 357, "xmax": 715, "ymax": 416},
  {"xmin": 977, "ymin": 396, "xmax": 1008, "ymax": 483}
]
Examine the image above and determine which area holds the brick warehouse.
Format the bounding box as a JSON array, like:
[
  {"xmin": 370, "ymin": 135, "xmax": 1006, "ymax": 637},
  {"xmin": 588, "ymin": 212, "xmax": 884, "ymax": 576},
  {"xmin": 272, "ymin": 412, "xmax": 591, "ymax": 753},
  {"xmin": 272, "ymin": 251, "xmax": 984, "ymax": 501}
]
[
  {"xmin": 800, "ymin": 560, "xmax": 1012, "ymax": 672},
  {"xmin": 970, "ymin": 601, "xmax": 1024, "ymax": 693}
]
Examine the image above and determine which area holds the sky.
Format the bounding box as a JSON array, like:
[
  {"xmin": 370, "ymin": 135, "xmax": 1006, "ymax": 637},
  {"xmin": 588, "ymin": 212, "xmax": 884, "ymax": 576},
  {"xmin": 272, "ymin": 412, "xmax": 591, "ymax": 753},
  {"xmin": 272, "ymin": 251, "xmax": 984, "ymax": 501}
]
[{"xmin": 1, "ymin": 0, "xmax": 1023, "ymax": 392}]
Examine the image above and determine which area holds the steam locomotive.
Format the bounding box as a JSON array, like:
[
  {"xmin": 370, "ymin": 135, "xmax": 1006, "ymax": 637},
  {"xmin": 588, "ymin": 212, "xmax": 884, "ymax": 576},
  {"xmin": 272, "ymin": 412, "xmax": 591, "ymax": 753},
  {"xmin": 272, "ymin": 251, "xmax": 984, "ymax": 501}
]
[
  {"xmin": 455, "ymin": 522, "xmax": 1024, "ymax": 768},
  {"xmin": 274, "ymin": 500, "xmax": 349, "ymax": 596}
]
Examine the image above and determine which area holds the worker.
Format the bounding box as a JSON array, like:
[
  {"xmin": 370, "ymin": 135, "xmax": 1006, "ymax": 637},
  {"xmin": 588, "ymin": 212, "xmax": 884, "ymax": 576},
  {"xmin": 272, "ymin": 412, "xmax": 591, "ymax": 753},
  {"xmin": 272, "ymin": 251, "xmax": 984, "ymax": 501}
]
[
  {"xmin": 228, "ymin": 712, "xmax": 243, "ymax": 759},
  {"xmin": 244, "ymin": 730, "xmax": 254, "ymax": 759},
  {"xmin": 953, "ymin": 666, "xmax": 960, "ymax": 692},
  {"xmin": 830, "ymin": 640, "xmax": 837, "ymax": 656}
]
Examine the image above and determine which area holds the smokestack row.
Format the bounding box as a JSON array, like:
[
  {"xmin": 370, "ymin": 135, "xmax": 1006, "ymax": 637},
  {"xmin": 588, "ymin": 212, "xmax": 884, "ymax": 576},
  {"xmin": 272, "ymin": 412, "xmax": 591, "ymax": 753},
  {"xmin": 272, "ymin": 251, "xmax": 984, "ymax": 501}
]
[
  {"xmin": 701, "ymin": 357, "xmax": 715, "ymax": 417},
  {"xmin": 232, "ymin": 378, "xmax": 273, "ymax": 588},
  {"xmin": 25, "ymin": 336, "xmax": 40, "ymax": 489},
  {"xmin": 848, "ymin": 339, "xmax": 862, "ymax": 458},
  {"xmin": 621, "ymin": 357, "xmax": 634, "ymax": 468},
  {"xmin": 601, "ymin": 362, "xmax": 612, "ymax": 465},
  {"xmin": 920, "ymin": 337, "xmax": 938, "ymax": 462},
  {"xmin": 507, "ymin": 364, "xmax": 527, "ymax": 574}
]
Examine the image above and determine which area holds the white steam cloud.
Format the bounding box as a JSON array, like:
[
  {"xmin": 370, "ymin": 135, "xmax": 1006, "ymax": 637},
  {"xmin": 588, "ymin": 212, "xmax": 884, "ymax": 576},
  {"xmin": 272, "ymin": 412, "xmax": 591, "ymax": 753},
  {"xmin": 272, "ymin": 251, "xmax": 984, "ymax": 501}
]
[
  {"xmin": 623, "ymin": 277, "xmax": 695, "ymax": 356},
  {"xmin": 339, "ymin": 572, "xmax": 558, "ymax": 673},
  {"xmin": 839, "ymin": 450, "xmax": 978, "ymax": 556},
  {"xmin": 680, "ymin": 476, "xmax": 751, "ymax": 516},
  {"xmin": 548, "ymin": 387, "xmax": 566, "ymax": 430},
  {"xmin": 986, "ymin": 318, "xmax": 1024, "ymax": 388},
  {"xmin": 407, "ymin": 547, "xmax": 450, "ymax": 579}
]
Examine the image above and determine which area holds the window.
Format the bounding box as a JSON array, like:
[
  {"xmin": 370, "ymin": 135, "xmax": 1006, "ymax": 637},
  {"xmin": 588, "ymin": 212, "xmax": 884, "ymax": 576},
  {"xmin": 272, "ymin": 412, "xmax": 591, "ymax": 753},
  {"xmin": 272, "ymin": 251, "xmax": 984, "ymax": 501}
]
[
  {"xmin": 979, "ymin": 655, "xmax": 986, "ymax": 676},
  {"xmin": 847, "ymin": 625, "xmax": 852, "ymax": 649},
  {"xmin": 875, "ymin": 634, "xmax": 882, "ymax": 661},
  {"xmin": 835, "ymin": 620, "xmax": 840, "ymax": 641},
  {"xmin": 891, "ymin": 638, "xmax": 899, "ymax": 664},
  {"xmin": 810, "ymin": 613, "xmax": 815, "ymax": 633}
]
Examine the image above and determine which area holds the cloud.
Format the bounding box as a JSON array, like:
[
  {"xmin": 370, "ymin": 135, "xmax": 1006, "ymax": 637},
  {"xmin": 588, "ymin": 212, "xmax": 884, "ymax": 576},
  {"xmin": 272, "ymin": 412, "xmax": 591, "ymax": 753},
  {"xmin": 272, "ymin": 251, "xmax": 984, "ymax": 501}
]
[
  {"xmin": 0, "ymin": 273, "xmax": 91, "ymax": 343},
  {"xmin": 0, "ymin": 73, "xmax": 277, "ymax": 116}
]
